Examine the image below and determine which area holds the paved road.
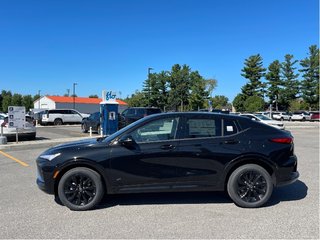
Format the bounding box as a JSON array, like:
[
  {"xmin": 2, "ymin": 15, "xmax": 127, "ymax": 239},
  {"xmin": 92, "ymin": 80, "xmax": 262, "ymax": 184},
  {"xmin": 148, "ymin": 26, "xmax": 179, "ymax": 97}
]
[{"xmin": 0, "ymin": 128, "xmax": 318, "ymax": 239}]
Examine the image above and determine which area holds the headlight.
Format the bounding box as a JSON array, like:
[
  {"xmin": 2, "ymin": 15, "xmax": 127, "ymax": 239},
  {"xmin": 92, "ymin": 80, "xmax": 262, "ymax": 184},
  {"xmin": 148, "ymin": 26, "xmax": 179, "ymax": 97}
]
[{"xmin": 39, "ymin": 153, "xmax": 61, "ymax": 161}]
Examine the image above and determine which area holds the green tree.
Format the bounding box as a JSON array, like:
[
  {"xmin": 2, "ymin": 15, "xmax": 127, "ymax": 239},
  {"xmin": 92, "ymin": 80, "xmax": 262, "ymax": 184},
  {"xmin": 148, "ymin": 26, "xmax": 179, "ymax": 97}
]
[
  {"xmin": 11, "ymin": 93, "xmax": 23, "ymax": 106},
  {"xmin": 22, "ymin": 95, "xmax": 34, "ymax": 111},
  {"xmin": 265, "ymin": 60, "xmax": 282, "ymax": 111},
  {"xmin": 232, "ymin": 93, "xmax": 246, "ymax": 112},
  {"xmin": 205, "ymin": 78, "xmax": 218, "ymax": 97},
  {"xmin": 1, "ymin": 90, "xmax": 12, "ymax": 113},
  {"xmin": 280, "ymin": 54, "xmax": 300, "ymax": 109},
  {"xmin": 148, "ymin": 71, "xmax": 169, "ymax": 110},
  {"xmin": 299, "ymin": 45, "xmax": 319, "ymax": 110},
  {"xmin": 125, "ymin": 90, "xmax": 147, "ymax": 107},
  {"xmin": 188, "ymin": 71, "xmax": 208, "ymax": 110},
  {"xmin": 289, "ymin": 99, "xmax": 309, "ymax": 112},
  {"xmin": 241, "ymin": 54, "xmax": 266, "ymax": 97},
  {"xmin": 211, "ymin": 95, "xmax": 229, "ymax": 109},
  {"xmin": 243, "ymin": 95, "xmax": 265, "ymax": 112}
]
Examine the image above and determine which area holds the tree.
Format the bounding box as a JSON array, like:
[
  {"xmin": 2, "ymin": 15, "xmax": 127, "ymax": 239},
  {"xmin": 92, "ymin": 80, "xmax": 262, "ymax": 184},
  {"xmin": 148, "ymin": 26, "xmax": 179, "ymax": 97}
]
[
  {"xmin": 11, "ymin": 93, "xmax": 23, "ymax": 106},
  {"xmin": 241, "ymin": 54, "xmax": 266, "ymax": 97},
  {"xmin": 188, "ymin": 71, "xmax": 208, "ymax": 110},
  {"xmin": 1, "ymin": 90, "xmax": 12, "ymax": 113},
  {"xmin": 280, "ymin": 54, "xmax": 300, "ymax": 109},
  {"xmin": 299, "ymin": 45, "xmax": 319, "ymax": 110},
  {"xmin": 232, "ymin": 93, "xmax": 246, "ymax": 112},
  {"xmin": 211, "ymin": 95, "xmax": 229, "ymax": 109},
  {"xmin": 22, "ymin": 95, "xmax": 34, "ymax": 111},
  {"xmin": 205, "ymin": 78, "xmax": 218, "ymax": 97},
  {"xmin": 243, "ymin": 96, "xmax": 265, "ymax": 112},
  {"xmin": 265, "ymin": 60, "xmax": 282, "ymax": 111},
  {"xmin": 125, "ymin": 90, "xmax": 147, "ymax": 107}
]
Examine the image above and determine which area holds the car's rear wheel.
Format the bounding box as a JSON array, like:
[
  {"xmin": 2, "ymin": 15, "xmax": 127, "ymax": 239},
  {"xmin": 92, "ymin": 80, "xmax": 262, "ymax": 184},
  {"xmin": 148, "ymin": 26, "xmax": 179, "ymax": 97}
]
[
  {"xmin": 54, "ymin": 118, "xmax": 63, "ymax": 125},
  {"xmin": 58, "ymin": 167, "xmax": 105, "ymax": 211},
  {"xmin": 97, "ymin": 125, "xmax": 101, "ymax": 135},
  {"xmin": 227, "ymin": 164, "xmax": 273, "ymax": 208}
]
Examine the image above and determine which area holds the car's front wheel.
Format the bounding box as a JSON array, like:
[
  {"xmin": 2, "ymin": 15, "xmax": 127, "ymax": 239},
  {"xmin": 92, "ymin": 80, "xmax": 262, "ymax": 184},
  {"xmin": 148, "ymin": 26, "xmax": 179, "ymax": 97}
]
[
  {"xmin": 227, "ymin": 164, "xmax": 273, "ymax": 208},
  {"xmin": 81, "ymin": 123, "xmax": 88, "ymax": 133},
  {"xmin": 58, "ymin": 167, "xmax": 105, "ymax": 211}
]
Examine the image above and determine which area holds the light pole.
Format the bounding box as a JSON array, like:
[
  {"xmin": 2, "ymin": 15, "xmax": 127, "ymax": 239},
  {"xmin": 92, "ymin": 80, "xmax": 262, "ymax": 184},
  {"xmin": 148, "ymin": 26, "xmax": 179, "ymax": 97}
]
[
  {"xmin": 73, "ymin": 83, "xmax": 77, "ymax": 110},
  {"xmin": 148, "ymin": 67, "xmax": 153, "ymax": 107},
  {"xmin": 38, "ymin": 90, "xmax": 41, "ymax": 109}
]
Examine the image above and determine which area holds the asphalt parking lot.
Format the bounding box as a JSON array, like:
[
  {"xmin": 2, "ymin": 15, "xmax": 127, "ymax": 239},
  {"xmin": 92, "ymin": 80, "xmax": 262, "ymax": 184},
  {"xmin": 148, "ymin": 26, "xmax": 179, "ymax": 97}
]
[{"xmin": 0, "ymin": 124, "xmax": 319, "ymax": 238}]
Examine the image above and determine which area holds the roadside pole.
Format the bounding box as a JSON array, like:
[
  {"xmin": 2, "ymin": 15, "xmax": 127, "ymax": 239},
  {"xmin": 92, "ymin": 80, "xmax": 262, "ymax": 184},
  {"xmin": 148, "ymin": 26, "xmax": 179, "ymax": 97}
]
[{"xmin": 0, "ymin": 126, "xmax": 7, "ymax": 144}]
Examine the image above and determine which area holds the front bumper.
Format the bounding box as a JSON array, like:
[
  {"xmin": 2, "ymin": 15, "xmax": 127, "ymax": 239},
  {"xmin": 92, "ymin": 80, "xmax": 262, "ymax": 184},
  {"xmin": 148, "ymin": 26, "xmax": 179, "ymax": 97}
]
[{"xmin": 36, "ymin": 158, "xmax": 56, "ymax": 195}]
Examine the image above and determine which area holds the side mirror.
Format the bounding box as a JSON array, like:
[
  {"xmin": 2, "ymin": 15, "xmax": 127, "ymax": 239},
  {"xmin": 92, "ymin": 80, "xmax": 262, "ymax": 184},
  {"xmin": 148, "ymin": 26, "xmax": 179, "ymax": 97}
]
[
  {"xmin": 118, "ymin": 135, "xmax": 135, "ymax": 147},
  {"xmin": 251, "ymin": 117, "xmax": 256, "ymax": 121}
]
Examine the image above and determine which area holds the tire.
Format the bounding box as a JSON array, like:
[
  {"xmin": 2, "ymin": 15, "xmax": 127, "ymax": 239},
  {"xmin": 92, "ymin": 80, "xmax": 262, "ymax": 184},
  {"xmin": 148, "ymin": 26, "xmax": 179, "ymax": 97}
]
[
  {"xmin": 280, "ymin": 117, "xmax": 284, "ymax": 121},
  {"xmin": 54, "ymin": 118, "xmax": 63, "ymax": 126},
  {"xmin": 97, "ymin": 125, "xmax": 101, "ymax": 135},
  {"xmin": 58, "ymin": 167, "xmax": 105, "ymax": 211},
  {"xmin": 227, "ymin": 164, "xmax": 273, "ymax": 208},
  {"xmin": 81, "ymin": 123, "xmax": 88, "ymax": 133}
]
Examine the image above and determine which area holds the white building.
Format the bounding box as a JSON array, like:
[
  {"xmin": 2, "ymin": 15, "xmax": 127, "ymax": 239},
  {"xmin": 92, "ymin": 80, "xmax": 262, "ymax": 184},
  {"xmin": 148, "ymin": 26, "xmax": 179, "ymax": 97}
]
[{"xmin": 33, "ymin": 96, "xmax": 128, "ymax": 114}]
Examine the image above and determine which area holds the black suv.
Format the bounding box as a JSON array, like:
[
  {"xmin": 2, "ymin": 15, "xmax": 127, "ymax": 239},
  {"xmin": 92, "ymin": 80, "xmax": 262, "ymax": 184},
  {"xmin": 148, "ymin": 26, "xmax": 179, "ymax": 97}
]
[
  {"xmin": 118, "ymin": 107, "xmax": 161, "ymax": 129},
  {"xmin": 81, "ymin": 112, "xmax": 101, "ymax": 134}
]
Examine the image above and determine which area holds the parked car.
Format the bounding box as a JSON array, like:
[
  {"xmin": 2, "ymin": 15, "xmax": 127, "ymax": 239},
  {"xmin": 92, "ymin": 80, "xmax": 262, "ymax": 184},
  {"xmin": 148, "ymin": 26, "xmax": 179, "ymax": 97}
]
[
  {"xmin": 81, "ymin": 112, "xmax": 101, "ymax": 134},
  {"xmin": 36, "ymin": 112, "xmax": 298, "ymax": 210},
  {"xmin": 118, "ymin": 107, "xmax": 161, "ymax": 129},
  {"xmin": 1, "ymin": 116, "xmax": 36, "ymax": 140},
  {"xmin": 41, "ymin": 109, "xmax": 88, "ymax": 125},
  {"xmin": 272, "ymin": 112, "xmax": 292, "ymax": 121},
  {"xmin": 291, "ymin": 111, "xmax": 311, "ymax": 121},
  {"xmin": 310, "ymin": 111, "xmax": 319, "ymax": 121},
  {"xmin": 240, "ymin": 113, "xmax": 285, "ymax": 130}
]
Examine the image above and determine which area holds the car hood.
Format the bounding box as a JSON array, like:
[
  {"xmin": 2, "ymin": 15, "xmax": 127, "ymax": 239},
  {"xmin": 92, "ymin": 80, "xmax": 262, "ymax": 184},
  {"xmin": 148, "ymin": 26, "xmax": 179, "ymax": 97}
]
[{"xmin": 44, "ymin": 138, "xmax": 103, "ymax": 154}]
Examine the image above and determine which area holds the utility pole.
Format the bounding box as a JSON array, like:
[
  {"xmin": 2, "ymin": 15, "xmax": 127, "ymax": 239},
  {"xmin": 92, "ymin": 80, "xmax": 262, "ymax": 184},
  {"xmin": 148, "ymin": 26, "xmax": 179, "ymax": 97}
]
[
  {"xmin": 38, "ymin": 90, "xmax": 41, "ymax": 109},
  {"xmin": 73, "ymin": 83, "xmax": 77, "ymax": 110},
  {"xmin": 148, "ymin": 67, "xmax": 153, "ymax": 107},
  {"xmin": 67, "ymin": 89, "xmax": 70, "ymax": 97}
]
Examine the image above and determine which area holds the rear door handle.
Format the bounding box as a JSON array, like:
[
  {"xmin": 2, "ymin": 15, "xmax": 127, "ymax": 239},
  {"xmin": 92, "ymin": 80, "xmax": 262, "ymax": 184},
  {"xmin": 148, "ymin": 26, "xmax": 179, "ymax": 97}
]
[
  {"xmin": 160, "ymin": 144, "xmax": 175, "ymax": 150},
  {"xmin": 223, "ymin": 140, "xmax": 239, "ymax": 144}
]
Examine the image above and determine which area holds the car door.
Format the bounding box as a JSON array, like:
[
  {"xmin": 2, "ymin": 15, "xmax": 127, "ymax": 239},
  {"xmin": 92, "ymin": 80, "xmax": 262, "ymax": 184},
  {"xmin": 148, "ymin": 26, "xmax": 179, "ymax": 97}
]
[
  {"xmin": 70, "ymin": 110, "xmax": 83, "ymax": 123},
  {"xmin": 173, "ymin": 115, "xmax": 243, "ymax": 189},
  {"xmin": 107, "ymin": 116, "xmax": 182, "ymax": 192}
]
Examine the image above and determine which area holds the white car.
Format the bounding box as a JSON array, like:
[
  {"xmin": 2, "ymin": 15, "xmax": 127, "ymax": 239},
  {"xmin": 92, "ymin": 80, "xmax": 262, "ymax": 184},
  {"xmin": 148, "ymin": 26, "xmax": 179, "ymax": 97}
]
[
  {"xmin": 272, "ymin": 112, "xmax": 292, "ymax": 121},
  {"xmin": 42, "ymin": 109, "xmax": 88, "ymax": 125},
  {"xmin": 291, "ymin": 111, "xmax": 311, "ymax": 121},
  {"xmin": 1, "ymin": 115, "xmax": 36, "ymax": 140},
  {"xmin": 240, "ymin": 113, "xmax": 285, "ymax": 130}
]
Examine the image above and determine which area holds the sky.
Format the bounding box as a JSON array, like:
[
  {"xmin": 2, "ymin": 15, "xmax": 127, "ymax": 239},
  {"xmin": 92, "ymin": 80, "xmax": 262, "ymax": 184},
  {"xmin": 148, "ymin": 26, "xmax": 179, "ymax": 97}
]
[{"xmin": 0, "ymin": 0, "xmax": 318, "ymax": 102}]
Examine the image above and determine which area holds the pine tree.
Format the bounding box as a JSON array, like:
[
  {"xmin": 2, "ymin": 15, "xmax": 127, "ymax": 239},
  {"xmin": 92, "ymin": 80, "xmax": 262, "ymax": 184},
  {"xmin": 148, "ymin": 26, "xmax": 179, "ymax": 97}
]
[
  {"xmin": 265, "ymin": 60, "xmax": 282, "ymax": 111},
  {"xmin": 299, "ymin": 45, "xmax": 319, "ymax": 110},
  {"xmin": 280, "ymin": 54, "xmax": 300, "ymax": 109},
  {"xmin": 241, "ymin": 54, "xmax": 266, "ymax": 97}
]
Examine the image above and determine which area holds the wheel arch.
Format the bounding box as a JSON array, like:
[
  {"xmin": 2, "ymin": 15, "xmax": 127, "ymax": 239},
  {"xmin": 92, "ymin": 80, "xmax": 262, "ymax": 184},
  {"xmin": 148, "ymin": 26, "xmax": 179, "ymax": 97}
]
[
  {"xmin": 223, "ymin": 156, "xmax": 276, "ymax": 191},
  {"xmin": 53, "ymin": 160, "xmax": 111, "ymax": 197}
]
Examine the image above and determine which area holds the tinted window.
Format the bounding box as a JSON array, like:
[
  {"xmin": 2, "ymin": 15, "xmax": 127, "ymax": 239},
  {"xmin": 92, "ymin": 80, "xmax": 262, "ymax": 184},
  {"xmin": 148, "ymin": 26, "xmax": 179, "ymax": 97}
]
[
  {"xmin": 130, "ymin": 117, "xmax": 179, "ymax": 143},
  {"xmin": 136, "ymin": 109, "xmax": 145, "ymax": 117},
  {"xmin": 147, "ymin": 108, "xmax": 161, "ymax": 115},
  {"xmin": 185, "ymin": 118, "xmax": 221, "ymax": 138},
  {"xmin": 126, "ymin": 109, "xmax": 135, "ymax": 117},
  {"xmin": 223, "ymin": 119, "xmax": 238, "ymax": 136}
]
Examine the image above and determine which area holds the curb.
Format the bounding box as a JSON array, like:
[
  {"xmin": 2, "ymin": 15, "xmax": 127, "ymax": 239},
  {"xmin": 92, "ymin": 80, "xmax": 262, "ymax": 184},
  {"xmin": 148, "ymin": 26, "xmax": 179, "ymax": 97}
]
[{"xmin": 0, "ymin": 136, "xmax": 98, "ymax": 151}]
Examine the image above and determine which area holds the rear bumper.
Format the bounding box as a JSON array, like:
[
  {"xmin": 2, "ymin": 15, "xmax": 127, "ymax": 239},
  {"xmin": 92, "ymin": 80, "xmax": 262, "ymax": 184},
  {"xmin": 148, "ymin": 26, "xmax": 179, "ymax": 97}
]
[
  {"xmin": 275, "ymin": 155, "xmax": 299, "ymax": 187},
  {"xmin": 277, "ymin": 171, "xmax": 299, "ymax": 187}
]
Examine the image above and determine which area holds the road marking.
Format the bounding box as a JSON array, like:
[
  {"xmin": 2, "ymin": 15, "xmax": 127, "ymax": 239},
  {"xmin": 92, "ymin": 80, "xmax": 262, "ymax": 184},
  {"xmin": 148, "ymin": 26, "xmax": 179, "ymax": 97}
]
[{"xmin": 0, "ymin": 150, "xmax": 29, "ymax": 167}]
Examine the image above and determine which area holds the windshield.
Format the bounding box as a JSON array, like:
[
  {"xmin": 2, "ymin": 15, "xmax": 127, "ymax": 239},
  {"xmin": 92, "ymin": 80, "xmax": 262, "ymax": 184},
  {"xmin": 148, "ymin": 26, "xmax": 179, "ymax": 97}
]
[
  {"xmin": 254, "ymin": 114, "xmax": 272, "ymax": 120},
  {"xmin": 103, "ymin": 116, "xmax": 152, "ymax": 143}
]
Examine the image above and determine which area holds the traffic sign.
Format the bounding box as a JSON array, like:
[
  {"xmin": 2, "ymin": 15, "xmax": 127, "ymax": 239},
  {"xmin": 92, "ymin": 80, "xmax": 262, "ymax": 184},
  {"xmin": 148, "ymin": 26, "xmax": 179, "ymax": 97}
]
[{"xmin": 8, "ymin": 106, "xmax": 26, "ymax": 129}]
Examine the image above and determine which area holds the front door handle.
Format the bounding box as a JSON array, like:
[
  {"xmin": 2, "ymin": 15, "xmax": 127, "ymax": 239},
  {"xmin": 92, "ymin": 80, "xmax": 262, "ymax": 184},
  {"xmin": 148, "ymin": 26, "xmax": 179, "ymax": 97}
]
[
  {"xmin": 160, "ymin": 144, "xmax": 175, "ymax": 150},
  {"xmin": 223, "ymin": 140, "xmax": 239, "ymax": 144}
]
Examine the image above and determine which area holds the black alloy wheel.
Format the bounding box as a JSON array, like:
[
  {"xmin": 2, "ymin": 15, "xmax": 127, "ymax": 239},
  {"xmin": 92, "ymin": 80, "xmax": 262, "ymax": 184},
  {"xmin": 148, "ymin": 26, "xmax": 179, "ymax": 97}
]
[
  {"xmin": 58, "ymin": 167, "xmax": 104, "ymax": 211},
  {"xmin": 97, "ymin": 125, "xmax": 101, "ymax": 135},
  {"xmin": 54, "ymin": 118, "xmax": 63, "ymax": 125},
  {"xmin": 227, "ymin": 164, "xmax": 273, "ymax": 208}
]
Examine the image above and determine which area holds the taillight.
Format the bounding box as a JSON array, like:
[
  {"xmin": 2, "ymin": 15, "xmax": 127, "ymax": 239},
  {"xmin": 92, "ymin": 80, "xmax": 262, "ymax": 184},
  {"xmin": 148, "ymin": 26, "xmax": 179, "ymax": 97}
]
[{"xmin": 270, "ymin": 137, "xmax": 293, "ymax": 144}]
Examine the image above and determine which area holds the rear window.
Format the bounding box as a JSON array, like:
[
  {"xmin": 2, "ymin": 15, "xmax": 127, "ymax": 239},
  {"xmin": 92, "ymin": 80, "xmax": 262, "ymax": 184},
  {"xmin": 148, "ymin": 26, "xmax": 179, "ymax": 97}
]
[
  {"xmin": 223, "ymin": 119, "xmax": 238, "ymax": 136},
  {"xmin": 147, "ymin": 108, "xmax": 161, "ymax": 115},
  {"xmin": 186, "ymin": 118, "xmax": 221, "ymax": 138}
]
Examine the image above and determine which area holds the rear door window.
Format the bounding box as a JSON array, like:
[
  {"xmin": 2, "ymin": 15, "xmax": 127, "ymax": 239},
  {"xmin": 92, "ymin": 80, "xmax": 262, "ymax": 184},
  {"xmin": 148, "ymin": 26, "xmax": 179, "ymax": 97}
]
[
  {"xmin": 223, "ymin": 119, "xmax": 238, "ymax": 136},
  {"xmin": 184, "ymin": 117, "xmax": 222, "ymax": 138}
]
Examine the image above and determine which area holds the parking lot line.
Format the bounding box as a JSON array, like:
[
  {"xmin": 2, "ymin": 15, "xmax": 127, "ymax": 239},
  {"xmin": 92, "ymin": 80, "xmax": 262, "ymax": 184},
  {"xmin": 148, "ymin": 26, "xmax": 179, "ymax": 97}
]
[{"xmin": 0, "ymin": 150, "xmax": 29, "ymax": 167}]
